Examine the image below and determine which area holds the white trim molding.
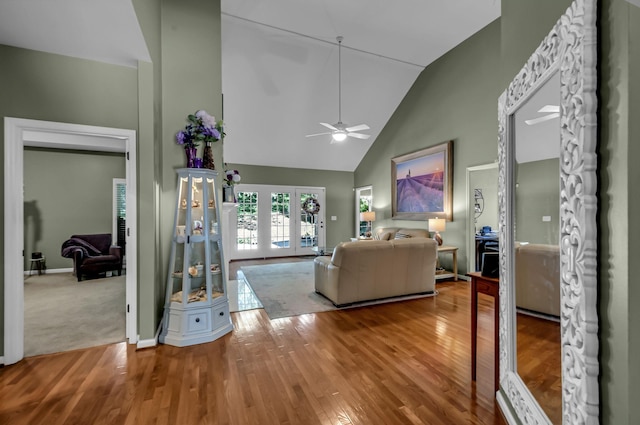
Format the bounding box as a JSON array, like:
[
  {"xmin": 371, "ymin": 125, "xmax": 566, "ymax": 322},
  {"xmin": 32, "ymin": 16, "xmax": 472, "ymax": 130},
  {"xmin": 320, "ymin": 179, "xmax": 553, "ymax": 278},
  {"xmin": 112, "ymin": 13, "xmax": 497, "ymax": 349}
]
[{"xmin": 4, "ymin": 117, "xmax": 138, "ymax": 365}]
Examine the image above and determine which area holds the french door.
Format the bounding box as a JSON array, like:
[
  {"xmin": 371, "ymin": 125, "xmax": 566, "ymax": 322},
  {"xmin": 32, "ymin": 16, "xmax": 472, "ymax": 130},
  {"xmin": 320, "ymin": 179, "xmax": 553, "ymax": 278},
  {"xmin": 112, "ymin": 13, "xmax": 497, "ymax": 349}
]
[{"xmin": 229, "ymin": 184, "xmax": 325, "ymax": 259}]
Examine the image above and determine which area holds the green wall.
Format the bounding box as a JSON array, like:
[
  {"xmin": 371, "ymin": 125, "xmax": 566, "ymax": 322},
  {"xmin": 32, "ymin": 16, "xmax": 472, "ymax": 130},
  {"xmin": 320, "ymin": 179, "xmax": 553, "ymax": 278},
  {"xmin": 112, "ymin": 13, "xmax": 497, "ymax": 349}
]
[
  {"xmin": 226, "ymin": 163, "xmax": 354, "ymax": 249},
  {"xmin": 354, "ymin": 18, "xmax": 502, "ymax": 274},
  {"xmin": 159, "ymin": 0, "xmax": 223, "ymax": 329},
  {"xmin": 0, "ymin": 44, "xmax": 139, "ymax": 357},
  {"xmin": 23, "ymin": 148, "xmax": 126, "ymax": 270},
  {"xmin": 599, "ymin": 1, "xmax": 640, "ymax": 423},
  {"xmin": 629, "ymin": 3, "xmax": 640, "ymax": 422},
  {"xmin": 470, "ymin": 167, "xmax": 499, "ymax": 234},
  {"xmin": 515, "ymin": 159, "xmax": 560, "ymax": 245}
]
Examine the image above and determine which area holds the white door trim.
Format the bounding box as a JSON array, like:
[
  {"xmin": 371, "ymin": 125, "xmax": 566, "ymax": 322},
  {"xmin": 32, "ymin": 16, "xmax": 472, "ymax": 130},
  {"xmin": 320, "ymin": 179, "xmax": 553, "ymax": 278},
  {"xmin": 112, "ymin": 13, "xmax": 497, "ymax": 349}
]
[
  {"xmin": 465, "ymin": 162, "xmax": 498, "ymax": 273},
  {"xmin": 354, "ymin": 185, "xmax": 373, "ymax": 238},
  {"xmin": 3, "ymin": 117, "xmax": 138, "ymax": 365}
]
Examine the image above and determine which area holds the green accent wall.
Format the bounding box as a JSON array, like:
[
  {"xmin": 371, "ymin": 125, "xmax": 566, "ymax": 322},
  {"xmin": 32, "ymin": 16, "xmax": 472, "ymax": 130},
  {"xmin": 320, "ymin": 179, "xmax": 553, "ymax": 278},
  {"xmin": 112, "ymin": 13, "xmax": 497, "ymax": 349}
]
[
  {"xmin": 225, "ymin": 163, "xmax": 354, "ymax": 249},
  {"xmin": 23, "ymin": 148, "xmax": 125, "ymax": 270},
  {"xmin": 354, "ymin": 18, "xmax": 502, "ymax": 274},
  {"xmin": 515, "ymin": 159, "xmax": 560, "ymax": 245},
  {"xmin": 159, "ymin": 0, "xmax": 223, "ymax": 330},
  {"xmin": 600, "ymin": 1, "xmax": 640, "ymax": 423},
  {"xmin": 629, "ymin": 3, "xmax": 640, "ymax": 422},
  {"xmin": 0, "ymin": 44, "xmax": 138, "ymax": 357}
]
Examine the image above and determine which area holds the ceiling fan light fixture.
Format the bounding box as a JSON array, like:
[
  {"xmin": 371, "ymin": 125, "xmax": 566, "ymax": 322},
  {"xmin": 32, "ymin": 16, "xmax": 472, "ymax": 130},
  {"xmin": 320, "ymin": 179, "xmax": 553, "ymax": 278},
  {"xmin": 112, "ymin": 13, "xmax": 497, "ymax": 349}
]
[
  {"xmin": 305, "ymin": 36, "xmax": 370, "ymax": 142},
  {"xmin": 332, "ymin": 132, "xmax": 347, "ymax": 142}
]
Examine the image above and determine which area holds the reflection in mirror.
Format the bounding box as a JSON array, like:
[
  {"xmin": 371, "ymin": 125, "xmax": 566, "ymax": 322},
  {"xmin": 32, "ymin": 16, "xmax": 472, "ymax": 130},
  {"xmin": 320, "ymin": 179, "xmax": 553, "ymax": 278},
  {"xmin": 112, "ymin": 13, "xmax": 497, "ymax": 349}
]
[{"xmin": 513, "ymin": 72, "xmax": 561, "ymax": 424}]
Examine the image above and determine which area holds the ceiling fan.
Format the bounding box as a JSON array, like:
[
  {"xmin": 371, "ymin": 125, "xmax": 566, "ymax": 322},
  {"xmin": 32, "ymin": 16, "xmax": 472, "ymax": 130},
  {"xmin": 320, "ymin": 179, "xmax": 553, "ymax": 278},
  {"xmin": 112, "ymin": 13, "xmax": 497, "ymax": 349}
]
[
  {"xmin": 524, "ymin": 104, "xmax": 560, "ymax": 125},
  {"xmin": 306, "ymin": 36, "xmax": 371, "ymax": 143}
]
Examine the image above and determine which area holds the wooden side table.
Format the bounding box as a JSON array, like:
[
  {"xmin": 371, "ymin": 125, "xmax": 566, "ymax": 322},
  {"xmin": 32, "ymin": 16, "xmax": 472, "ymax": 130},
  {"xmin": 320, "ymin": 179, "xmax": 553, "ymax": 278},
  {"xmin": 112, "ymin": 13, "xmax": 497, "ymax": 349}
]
[
  {"xmin": 468, "ymin": 271, "xmax": 499, "ymax": 392},
  {"xmin": 435, "ymin": 245, "xmax": 458, "ymax": 281}
]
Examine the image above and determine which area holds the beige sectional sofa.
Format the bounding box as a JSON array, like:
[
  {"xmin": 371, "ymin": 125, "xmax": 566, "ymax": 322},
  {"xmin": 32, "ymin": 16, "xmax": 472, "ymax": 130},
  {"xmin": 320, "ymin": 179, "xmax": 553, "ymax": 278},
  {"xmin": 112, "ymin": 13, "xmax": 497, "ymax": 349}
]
[
  {"xmin": 314, "ymin": 228, "xmax": 437, "ymax": 307},
  {"xmin": 515, "ymin": 243, "xmax": 560, "ymax": 317}
]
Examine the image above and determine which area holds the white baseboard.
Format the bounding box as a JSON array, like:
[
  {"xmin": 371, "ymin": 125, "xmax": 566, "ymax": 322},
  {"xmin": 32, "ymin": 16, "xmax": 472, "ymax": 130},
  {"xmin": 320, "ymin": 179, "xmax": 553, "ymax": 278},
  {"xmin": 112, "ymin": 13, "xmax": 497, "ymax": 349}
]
[
  {"xmin": 136, "ymin": 319, "xmax": 162, "ymax": 349},
  {"xmin": 23, "ymin": 267, "xmax": 73, "ymax": 275},
  {"xmin": 137, "ymin": 337, "xmax": 157, "ymax": 349}
]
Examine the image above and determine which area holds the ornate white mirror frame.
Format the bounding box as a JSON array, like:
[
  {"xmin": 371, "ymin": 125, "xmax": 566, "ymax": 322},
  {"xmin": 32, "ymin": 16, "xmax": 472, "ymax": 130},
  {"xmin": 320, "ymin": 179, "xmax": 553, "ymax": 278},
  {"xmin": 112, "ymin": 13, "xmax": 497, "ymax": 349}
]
[{"xmin": 496, "ymin": 0, "xmax": 598, "ymax": 423}]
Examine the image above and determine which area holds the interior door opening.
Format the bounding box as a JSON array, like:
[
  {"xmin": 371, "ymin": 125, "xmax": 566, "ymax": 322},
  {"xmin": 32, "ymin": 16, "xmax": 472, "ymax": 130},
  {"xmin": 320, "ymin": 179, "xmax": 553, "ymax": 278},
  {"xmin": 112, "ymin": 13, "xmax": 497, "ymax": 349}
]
[
  {"xmin": 227, "ymin": 184, "xmax": 325, "ymax": 261},
  {"xmin": 4, "ymin": 117, "xmax": 138, "ymax": 366}
]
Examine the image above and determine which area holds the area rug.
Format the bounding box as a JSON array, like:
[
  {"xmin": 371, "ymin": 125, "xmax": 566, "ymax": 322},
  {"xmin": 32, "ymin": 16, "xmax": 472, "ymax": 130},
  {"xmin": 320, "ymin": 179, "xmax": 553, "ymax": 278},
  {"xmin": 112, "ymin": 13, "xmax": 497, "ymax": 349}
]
[
  {"xmin": 24, "ymin": 272, "xmax": 125, "ymax": 357},
  {"xmin": 240, "ymin": 261, "xmax": 437, "ymax": 320}
]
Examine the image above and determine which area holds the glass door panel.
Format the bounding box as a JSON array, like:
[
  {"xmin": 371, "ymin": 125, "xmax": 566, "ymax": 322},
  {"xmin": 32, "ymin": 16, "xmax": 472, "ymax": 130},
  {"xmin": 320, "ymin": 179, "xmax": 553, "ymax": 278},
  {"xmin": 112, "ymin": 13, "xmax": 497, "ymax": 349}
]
[
  {"xmin": 296, "ymin": 189, "xmax": 325, "ymax": 255},
  {"xmin": 271, "ymin": 192, "xmax": 292, "ymax": 253},
  {"xmin": 229, "ymin": 185, "xmax": 325, "ymax": 258},
  {"xmin": 236, "ymin": 191, "xmax": 258, "ymax": 251}
]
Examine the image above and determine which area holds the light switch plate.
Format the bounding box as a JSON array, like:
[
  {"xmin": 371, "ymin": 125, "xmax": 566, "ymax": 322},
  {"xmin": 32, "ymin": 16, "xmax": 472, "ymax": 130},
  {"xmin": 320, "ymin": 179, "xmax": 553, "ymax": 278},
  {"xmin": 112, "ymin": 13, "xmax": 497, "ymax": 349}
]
[
  {"xmin": 542, "ymin": 215, "xmax": 551, "ymax": 222},
  {"xmin": 331, "ymin": 216, "xmax": 337, "ymax": 221}
]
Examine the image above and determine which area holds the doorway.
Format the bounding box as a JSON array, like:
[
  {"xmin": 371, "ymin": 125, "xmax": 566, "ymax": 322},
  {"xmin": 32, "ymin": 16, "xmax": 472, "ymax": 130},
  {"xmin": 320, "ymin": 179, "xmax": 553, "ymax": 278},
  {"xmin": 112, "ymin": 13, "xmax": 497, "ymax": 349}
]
[
  {"xmin": 355, "ymin": 186, "xmax": 373, "ymax": 238},
  {"xmin": 227, "ymin": 184, "xmax": 326, "ymax": 260},
  {"xmin": 4, "ymin": 118, "xmax": 138, "ymax": 365},
  {"xmin": 466, "ymin": 163, "xmax": 499, "ymax": 273}
]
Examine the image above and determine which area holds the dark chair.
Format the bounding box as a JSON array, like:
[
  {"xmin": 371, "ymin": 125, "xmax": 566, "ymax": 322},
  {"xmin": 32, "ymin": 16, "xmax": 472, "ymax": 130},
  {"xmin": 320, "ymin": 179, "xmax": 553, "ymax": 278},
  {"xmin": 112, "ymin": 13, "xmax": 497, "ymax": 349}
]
[{"xmin": 61, "ymin": 234, "xmax": 122, "ymax": 282}]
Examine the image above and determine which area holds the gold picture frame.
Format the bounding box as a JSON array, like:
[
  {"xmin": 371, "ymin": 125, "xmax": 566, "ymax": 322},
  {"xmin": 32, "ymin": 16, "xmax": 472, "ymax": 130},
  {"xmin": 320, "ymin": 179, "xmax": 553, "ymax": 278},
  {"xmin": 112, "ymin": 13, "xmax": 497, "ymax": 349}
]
[{"xmin": 391, "ymin": 140, "xmax": 453, "ymax": 221}]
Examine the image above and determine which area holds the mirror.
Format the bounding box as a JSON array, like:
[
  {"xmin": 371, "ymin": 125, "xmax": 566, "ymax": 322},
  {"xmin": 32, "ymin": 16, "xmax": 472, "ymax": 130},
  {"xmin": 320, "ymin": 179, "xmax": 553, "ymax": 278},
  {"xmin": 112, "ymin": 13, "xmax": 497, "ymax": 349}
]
[
  {"xmin": 513, "ymin": 71, "xmax": 562, "ymax": 423},
  {"xmin": 496, "ymin": 0, "xmax": 599, "ymax": 424}
]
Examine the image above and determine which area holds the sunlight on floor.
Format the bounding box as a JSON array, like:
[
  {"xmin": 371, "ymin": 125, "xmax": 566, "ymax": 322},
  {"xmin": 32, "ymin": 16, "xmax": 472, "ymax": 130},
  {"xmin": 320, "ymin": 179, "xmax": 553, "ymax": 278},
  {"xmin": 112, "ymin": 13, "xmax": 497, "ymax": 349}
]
[{"xmin": 228, "ymin": 271, "xmax": 263, "ymax": 312}]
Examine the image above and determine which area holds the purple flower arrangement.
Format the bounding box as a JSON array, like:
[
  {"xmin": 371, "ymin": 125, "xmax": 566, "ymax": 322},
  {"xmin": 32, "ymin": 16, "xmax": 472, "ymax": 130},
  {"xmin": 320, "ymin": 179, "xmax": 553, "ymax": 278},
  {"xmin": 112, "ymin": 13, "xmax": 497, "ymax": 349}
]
[
  {"xmin": 224, "ymin": 169, "xmax": 241, "ymax": 186},
  {"xmin": 176, "ymin": 110, "xmax": 225, "ymax": 148}
]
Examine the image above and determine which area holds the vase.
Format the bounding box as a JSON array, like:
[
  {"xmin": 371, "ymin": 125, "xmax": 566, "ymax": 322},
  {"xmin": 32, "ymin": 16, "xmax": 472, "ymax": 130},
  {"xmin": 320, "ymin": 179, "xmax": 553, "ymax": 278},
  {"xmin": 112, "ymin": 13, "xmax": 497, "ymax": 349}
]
[
  {"xmin": 184, "ymin": 146, "xmax": 197, "ymax": 168},
  {"xmin": 203, "ymin": 141, "xmax": 215, "ymax": 170},
  {"xmin": 223, "ymin": 185, "xmax": 236, "ymax": 203}
]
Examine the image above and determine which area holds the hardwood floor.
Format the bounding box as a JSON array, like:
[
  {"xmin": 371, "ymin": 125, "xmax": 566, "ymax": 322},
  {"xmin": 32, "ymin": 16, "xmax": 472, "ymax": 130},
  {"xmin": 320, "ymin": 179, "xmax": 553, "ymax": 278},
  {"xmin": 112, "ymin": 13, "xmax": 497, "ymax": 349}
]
[{"xmin": 1, "ymin": 266, "xmax": 511, "ymax": 425}]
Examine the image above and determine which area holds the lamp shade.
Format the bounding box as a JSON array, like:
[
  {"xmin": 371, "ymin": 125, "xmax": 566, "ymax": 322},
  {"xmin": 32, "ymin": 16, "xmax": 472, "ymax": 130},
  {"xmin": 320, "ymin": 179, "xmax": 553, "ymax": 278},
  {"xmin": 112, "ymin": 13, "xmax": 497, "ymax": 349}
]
[
  {"xmin": 428, "ymin": 218, "xmax": 446, "ymax": 233},
  {"xmin": 360, "ymin": 211, "xmax": 376, "ymax": 222}
]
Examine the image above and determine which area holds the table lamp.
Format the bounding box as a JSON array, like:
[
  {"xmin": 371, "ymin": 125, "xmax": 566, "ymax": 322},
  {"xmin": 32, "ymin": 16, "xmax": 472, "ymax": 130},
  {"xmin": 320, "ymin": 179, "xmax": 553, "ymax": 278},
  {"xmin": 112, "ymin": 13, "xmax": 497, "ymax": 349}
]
[
  {"xmin": 428, "ymin": 218, "xmax": 446, "ymax": 245},
  {"xmin": 360, "ymin": 211, "xmax": 376, "ymax": 237}
]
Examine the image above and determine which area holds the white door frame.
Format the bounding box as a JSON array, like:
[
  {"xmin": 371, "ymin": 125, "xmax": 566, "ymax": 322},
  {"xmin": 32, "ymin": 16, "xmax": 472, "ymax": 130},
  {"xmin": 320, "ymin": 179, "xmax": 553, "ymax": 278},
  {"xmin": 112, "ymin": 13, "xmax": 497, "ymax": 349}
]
[
  {"xmin": 355, "ymin": 185, "xmax": 373, "ymax": 238},
  {"xmin": 465, "ymin": 162, "xmax": 498, "ymax": 273},
  {"xmin": 228, "ymin": 184, "xmax": 325, "ymax": 259},
  {"xmin": 3, "ymin": 117, "xmax": 138, "ymax": 365}
]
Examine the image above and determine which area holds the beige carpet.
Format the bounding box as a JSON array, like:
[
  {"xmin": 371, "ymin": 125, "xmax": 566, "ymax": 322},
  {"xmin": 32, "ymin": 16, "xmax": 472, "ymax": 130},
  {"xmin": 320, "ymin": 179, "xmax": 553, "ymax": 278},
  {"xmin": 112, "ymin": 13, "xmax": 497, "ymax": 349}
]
[
  {"xmin": 24, "ymin": 272, "xmax": 126, "ymax": 357},
  {"xmin": 241, "ymin": 261, "xmax": 437, "ymax": 320}
]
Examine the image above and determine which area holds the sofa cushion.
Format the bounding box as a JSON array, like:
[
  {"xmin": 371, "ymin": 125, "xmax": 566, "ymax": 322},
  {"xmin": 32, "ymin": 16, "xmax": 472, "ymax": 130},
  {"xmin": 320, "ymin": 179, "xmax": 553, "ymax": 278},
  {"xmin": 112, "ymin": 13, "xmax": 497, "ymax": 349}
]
[{"xmin": 373, "ymin": 227, "xmax": 430, "ymax": 240}]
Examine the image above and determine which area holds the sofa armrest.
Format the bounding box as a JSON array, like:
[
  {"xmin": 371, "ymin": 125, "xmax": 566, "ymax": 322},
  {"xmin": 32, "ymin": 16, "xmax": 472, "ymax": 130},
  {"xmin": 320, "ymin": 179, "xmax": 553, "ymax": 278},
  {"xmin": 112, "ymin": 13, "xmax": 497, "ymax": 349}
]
[
  {"xmin": 109, "ymin": 245, "xmax": 122, "ymax": 259},
  {"xmin": 314, "ymin": 256, "xmax": 341, "ymax": 305}
]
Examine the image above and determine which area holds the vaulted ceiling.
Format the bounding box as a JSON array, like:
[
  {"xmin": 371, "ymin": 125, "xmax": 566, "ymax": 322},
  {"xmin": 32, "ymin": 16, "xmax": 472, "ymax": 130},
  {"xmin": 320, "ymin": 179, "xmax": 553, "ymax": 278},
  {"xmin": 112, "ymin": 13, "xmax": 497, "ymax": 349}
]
[{"xmin": 0, "ymin": 0, "xmax": 501, "ymax": 171}]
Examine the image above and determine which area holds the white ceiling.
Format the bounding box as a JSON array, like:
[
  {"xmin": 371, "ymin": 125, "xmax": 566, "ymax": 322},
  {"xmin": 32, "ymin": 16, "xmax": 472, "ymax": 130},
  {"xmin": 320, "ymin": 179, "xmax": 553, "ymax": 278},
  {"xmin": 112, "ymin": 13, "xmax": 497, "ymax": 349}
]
[{"xmin": 0, "ymin": 0, "xmax": 501, "ymax": 172}]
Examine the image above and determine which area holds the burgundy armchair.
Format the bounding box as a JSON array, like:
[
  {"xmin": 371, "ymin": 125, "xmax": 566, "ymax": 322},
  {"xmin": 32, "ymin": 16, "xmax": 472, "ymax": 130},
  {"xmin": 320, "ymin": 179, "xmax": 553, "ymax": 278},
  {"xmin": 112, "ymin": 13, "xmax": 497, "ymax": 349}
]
[{"xmin": 61, "ymin": 233, "xmax": 123, "ymax": 282}]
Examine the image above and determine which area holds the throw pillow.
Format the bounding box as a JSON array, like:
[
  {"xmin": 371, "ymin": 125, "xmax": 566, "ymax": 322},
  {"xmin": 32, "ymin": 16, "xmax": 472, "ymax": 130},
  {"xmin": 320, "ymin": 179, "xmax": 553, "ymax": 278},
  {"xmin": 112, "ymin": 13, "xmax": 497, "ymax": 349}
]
[{"xmin": 394, "ymin": 232, "xmax": 411, "ymax": 239}]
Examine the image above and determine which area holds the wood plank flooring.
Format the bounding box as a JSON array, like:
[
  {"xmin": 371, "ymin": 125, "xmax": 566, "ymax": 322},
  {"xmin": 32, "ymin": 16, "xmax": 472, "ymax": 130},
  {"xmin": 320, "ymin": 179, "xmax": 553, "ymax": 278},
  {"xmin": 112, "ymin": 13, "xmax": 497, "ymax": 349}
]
[{"xmin": 1, "ymin": 267, "xmax": 513, "ymax": 424}]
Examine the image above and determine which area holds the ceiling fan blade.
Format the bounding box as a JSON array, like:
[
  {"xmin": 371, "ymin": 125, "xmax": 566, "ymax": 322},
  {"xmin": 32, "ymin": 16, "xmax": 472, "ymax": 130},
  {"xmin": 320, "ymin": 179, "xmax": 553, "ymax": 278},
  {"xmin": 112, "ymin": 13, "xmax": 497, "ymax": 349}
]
[
  {"xmin": 346, "ymin": 124, "xmax": 369, "ymax": 132},
  {"xmin": 305, "ymin": 132, "xmax": 332, "ymax": 137},
  {"xmin": 347, "ymin": 132, "xmax": 371, "ymax": 140},
  {"xmin": 538, "ymin": 105, "xmax": 560, "ymax": 113},
  {"xmin": 524, "ymin": 113, "xmax": 559, "ymax": 126},
  {"xmin": 320, "ymin": 122, "xmax": 338, "ymax": 131}
]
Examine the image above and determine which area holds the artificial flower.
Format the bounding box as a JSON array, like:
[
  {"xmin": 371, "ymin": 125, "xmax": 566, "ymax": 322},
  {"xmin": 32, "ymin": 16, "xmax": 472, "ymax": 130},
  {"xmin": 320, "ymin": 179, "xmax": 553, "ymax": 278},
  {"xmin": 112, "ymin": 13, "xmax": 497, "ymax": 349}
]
[{"xmin": 176, "ymin": 109, "xmax": 224, "ymax": 148}]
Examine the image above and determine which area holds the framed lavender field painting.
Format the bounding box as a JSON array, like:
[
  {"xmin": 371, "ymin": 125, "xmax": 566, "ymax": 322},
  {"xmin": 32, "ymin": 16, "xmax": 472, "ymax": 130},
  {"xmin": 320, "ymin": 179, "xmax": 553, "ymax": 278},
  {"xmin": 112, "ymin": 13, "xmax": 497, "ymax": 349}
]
[{"xmin": 391, "ymin": 140, "xmax": 453, "ymax": 221}]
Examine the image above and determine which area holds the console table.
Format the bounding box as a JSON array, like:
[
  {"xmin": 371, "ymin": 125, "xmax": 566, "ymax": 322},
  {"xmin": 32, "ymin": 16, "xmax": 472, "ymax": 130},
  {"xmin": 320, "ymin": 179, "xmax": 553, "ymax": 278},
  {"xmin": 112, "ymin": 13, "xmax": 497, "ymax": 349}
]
[
  {"xmin": 435, "ymin": 245, "xmax": 458, "ymax": 281},
  {"xmin": 468, "ymin": 271, "xmax": 499, "ymax": 392}
]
